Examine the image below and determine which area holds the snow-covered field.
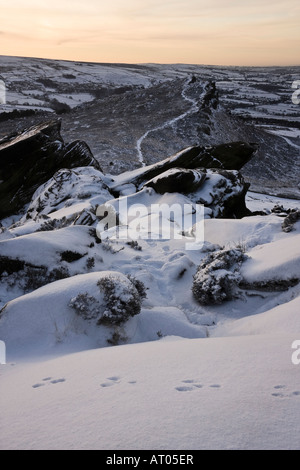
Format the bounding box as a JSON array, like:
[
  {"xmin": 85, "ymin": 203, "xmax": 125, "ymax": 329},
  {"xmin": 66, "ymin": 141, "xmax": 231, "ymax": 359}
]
[
  {"xmin": 1, "ymin": 334, "xmax": 300, "ymax": 451},
  {"xmin": 1, "ymin": 187, "xmax": 300, "ymax": 450}
]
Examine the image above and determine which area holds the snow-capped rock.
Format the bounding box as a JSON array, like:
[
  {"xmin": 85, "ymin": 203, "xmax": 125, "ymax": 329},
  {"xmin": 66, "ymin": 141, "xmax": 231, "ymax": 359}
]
[
  {"xmin": 23, "ymin": 166, "xmax": 112, "ymax": 224},
  {"xmin": 111, "ymin": 141, "xmax": 258, "ymax": 193},
  {"xmin": 0, "ymin": 119, "xmax": 102, "ymax": 218}
]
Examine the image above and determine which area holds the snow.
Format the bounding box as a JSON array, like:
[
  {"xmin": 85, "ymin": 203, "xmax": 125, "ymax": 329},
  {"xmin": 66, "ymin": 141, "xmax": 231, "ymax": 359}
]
[
  {"xmin": 0, "ymin": 271, "xmax": 146, "ymax": 360},
  {"xmin": 1, "ymin": 54, "xmax": 300, "ymax": 450},
  {"xmin": 203, "ymin": 215, "xmax": 283, "ymax": 249},
  {"xmin": 1, "ymin": 186, "xmax": 300, "ymax": 450},
  {"xmin": 1, "ymin": 334, "xmax": 300, "ymax": 450},
  {"xmin": 212, "ymin": 294, "xmax": 300, "ymax": 337},
  {"xmin": 241, "ymin": 233, "xmax": 300, "ymax": 283},
  {"xmin": 0, "ymin": 225, "xmax": 93, "ymax": 266}
]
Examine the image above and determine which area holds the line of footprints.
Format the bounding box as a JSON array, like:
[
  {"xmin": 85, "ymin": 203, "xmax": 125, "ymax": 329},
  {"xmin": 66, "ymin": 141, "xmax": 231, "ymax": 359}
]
[
  {"xmin": 176, "ymin": 381, "xmax": 300, "ymax": 396},
  {"xmin": 271, "ymin": 385, "xmax": 300, "ymax": 398},
  {"xmin": 100, "ymin": 377, "xmax": 221, "ymax": 391},
  {"xmin": 32, "ymin": 377, "xmax": 66, "ymax": 388},
  {"xmin": 32, "ymin": 376, "xmax": 300, "ymax": 398}
]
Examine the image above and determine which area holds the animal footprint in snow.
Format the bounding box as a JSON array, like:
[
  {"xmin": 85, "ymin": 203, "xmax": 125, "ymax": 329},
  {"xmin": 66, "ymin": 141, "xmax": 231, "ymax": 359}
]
[
  {"xmin": 32, "ymin": 383, "xmax": 45, "ymax": 389},
  {"xmin": 272, "ymin": 385, "xmax": 300, "ymax": 398},
  {"xmin": 50, "ymin": 378, "xmax": 66, "ymax": 384},
  {"xmin": 101, "ymin": 376, "xmax": 121, "ymax": 387},
  {"xmin": 175, "ymin": 380, "xmax": 204, "ymax": 392},
  {"xmin": 100, "ymin": 376, "xmax": 137, "ymax": 388},
  {"xmin": 175, "ymin": 380, "xmax": 221, "ymax": 392},
  {"xmin": 272, "ymin": 385, "xmax": 286, "ymax": 397},
  {"xmin": 32, "ymin": 377, "xmax": 66, "ymax": 388},
  {"xmin": 176, "ymin": 386, "xmax": 194, "ymax": 392}
]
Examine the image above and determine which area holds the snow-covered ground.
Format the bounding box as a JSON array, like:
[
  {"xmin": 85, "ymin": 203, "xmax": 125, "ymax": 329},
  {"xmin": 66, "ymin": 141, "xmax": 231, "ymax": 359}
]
[
  {"xmin": 1, "ymin": 187, "xmax": 300, "ymax": 450},
  {"xmin": 1, "ymin": 55, "xmax": 300, "ymax": 450},
  {"xmin": 1, "ymin": 334, "xmax": 300, "ymax": 450}
]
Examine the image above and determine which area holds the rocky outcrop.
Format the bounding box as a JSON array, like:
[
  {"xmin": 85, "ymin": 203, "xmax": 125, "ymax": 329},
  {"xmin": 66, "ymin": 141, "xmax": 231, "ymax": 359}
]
[
  {"xmin": 111, "ymin": 141, "xmax": 256, "ymax": 220},
  {"xmin": 144, "ymin": 168, "xmax": 207, "ymax": 195},
  {"xmin": 112, "ymin": 142, "xmax": 258, "ymax": 192},
  {"xmin": 0, "ymin": 119, "xmax": 102, "ymax": 218},
  {"xmin": 143, "ymin": 167, "xmax": 251, "ymax": 219},
  {"xmin": 201, "ymin": 81, "xmax": 219, "ymax": 112},
  {"xmin": 24, "ymin": 166, "xmax": 112, "ymax": 223},
  {"xmin": 0, "ymin": 114, "xmax": 257, "ymax": 223}
]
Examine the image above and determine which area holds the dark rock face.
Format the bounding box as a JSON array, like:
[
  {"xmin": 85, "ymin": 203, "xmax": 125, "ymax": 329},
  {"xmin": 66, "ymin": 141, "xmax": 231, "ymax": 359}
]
[
  {"xmin": 111, "ymin": 141, "xmax": 255, "ymax": 219},
  {"xmin": 0, "ymin": 114, "xmax": 256, "ymax": 222},
  {"xmin": 200, "ymin": 81, "xmax": 219, "ymax": 112},
  {"xmin": 143, "ymin": 167, "xmax": 251, "ymax": 219},
  {"xmin": 0, "ymin": 119, "xmax": 102, "ymax": 218},
  {"xmin": 121, "ymin": 142, "xmax": 257, "ymax": 190},
  {"xmin": 144, "ymin": 168, "xmax": 207, "ymax": 194},
  {"xmin": 202, "ymin": 169, "xmax": 251, "ymax": 219}
]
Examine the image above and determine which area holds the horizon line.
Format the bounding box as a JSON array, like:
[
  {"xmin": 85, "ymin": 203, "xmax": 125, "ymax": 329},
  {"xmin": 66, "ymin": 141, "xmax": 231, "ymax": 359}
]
[{"xmin": 1, "ymin": 53, "xmax": 300, "ymax": 69}]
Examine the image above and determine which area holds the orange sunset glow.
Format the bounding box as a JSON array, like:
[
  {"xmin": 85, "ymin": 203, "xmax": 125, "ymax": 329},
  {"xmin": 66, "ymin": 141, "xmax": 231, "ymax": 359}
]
[{"xmin": 0, "ymin": 0, "xmax": 300, "ymax": 65}]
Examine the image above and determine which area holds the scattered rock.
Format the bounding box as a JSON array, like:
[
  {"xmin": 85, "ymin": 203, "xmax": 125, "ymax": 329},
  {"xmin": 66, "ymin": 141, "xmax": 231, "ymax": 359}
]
[
  {"xmin": 269, "ymin": 205, "xmax": 300, "ymax": 232},
  {"xmin": 281, "ymin": 209, "xmax": 300, "ymax": 233}
]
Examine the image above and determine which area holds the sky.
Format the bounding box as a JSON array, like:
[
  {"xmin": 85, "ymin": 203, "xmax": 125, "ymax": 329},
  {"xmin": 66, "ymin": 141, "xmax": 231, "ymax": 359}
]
[{"xmin": 0, "ymin": 0, "xmax": 300, "ymax": 66}]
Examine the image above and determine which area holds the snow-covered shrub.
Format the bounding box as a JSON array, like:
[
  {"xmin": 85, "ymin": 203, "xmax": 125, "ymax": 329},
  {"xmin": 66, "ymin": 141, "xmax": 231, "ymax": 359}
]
[
  {"xmin": 127, "ymin": 274, "xmax": 148, "ymax": 301},
  {"xmin": 192, "ymin": 249, "xmax": 246, "ymax": 305},
  {"xmin": 0, "ymin": 262, "xmax": 70, "ymax": 294},
  {"xmin": 60, "ymin": 250, "xmax": 85, "ymax": 263},
  {"xmin": 86, "ymin": 257, "xmax": 95, "ymax": 270},
  {"xmin": 69, "ymin": 293, "xmax": 101, "ymax": 321},
  {"xmin": 97, "ymin": 274, "xmax": 146, "ymax": 326},
  {"xmin": 126, "ymin": 240, "xmax": 142, "ymax": 251},
  {"xmin": 69, "ymin": 273, "xmax": 146, "ymax": 327}
]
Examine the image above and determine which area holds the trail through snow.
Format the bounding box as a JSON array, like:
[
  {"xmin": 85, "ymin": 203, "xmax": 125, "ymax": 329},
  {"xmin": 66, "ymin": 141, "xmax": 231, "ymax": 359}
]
[{"xmin": 136, "ymin": 79, "xmax": 204, "ymax": 166}]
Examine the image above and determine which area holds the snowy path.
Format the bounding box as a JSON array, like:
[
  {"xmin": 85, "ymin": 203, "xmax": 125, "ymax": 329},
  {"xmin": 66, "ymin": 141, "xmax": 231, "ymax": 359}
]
[
  {"xmin": 280, "ymin": 135, "xmax": 300, "ymax": 150},
  {"xmin": 136, "ymin": 79, "xmax": 204, "ymax": 166}
]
